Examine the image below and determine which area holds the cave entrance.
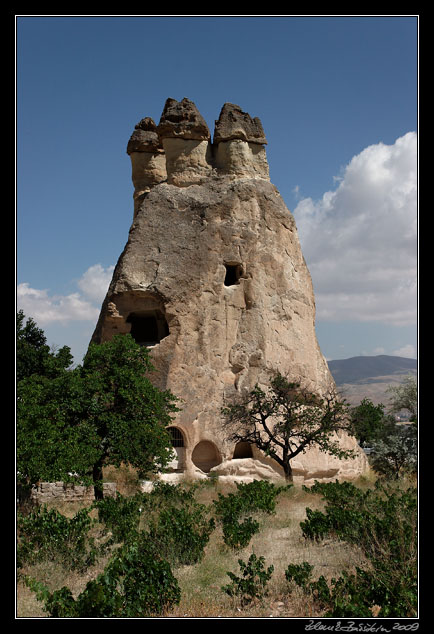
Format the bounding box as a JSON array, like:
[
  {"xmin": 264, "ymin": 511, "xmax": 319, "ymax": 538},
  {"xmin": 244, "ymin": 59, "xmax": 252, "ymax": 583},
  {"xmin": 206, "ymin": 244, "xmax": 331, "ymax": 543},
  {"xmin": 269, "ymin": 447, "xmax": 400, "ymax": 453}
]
[
  {"xmin": 191, "ymin": 441, "xmax": 221, "ymax": 473},
  {"xmin": 233, "ymin": 441, "xmax": 253, "ymax": 459},
  {"xmin": 126, "ymin": 310, "xmax": 169, "ymax": 346},
  {"xmin": 224, "ymin": 263, "xmax": 243, "ymax": 286}
]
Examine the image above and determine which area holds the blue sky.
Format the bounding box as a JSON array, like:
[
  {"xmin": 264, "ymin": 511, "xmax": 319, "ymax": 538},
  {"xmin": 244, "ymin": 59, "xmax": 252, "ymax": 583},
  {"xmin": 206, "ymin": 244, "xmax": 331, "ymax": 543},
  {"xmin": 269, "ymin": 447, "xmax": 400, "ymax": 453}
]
[{"xmin": 16, "ymin": 15, "xmax": 418, "ymax": 364}]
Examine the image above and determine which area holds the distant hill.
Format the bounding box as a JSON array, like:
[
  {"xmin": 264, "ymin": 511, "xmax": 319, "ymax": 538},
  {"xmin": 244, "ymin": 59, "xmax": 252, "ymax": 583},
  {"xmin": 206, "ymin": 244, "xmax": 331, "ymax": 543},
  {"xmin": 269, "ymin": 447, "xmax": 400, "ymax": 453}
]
[
  {"xmin": 328, "ymin": 355, "xmax": 417, "ymax": 386},
  {"xmin": 327, "ymin": 355, "xmax": 417, "ymax": 407}
]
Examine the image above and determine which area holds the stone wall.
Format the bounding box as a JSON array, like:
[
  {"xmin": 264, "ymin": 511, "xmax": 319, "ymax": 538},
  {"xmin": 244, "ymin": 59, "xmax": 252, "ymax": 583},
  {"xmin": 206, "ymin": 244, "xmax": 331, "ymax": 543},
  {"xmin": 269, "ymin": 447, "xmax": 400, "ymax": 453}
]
[{"xmin": 30, "ymin": 481, "xmax": 117, "ymax": 504}]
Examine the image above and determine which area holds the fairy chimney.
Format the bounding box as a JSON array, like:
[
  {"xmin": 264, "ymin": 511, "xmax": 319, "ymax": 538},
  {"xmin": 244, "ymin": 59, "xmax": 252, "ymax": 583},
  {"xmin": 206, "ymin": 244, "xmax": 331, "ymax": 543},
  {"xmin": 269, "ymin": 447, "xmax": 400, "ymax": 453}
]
[{"xmin": 91, "ymin": 98, "xmax": 369, "ymax": 483}]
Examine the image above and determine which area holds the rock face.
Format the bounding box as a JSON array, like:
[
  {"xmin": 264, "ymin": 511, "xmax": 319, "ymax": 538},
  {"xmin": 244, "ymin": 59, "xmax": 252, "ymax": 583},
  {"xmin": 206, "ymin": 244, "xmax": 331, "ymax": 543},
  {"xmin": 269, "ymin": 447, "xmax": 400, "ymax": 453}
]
[{"xmin": 91, "ymin": 98, "xmax": 369, "ymax": 483}]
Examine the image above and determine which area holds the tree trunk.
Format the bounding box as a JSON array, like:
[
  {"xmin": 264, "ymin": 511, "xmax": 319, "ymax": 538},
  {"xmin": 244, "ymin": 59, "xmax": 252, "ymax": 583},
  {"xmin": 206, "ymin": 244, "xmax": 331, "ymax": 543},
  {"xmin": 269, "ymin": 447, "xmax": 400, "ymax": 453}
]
[
  {"xmin": 92, "ymin": 460, "xmax": 104, "ymax": 500},
  {"xmin": 283, "ymin": 460, "xmax": 294, "ymax": 483}
]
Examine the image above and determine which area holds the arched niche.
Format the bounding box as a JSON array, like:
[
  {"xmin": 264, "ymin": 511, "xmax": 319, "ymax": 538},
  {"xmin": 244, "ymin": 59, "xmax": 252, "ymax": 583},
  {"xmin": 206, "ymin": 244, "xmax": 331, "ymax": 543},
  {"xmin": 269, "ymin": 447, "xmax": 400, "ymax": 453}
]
[
  {"xmin": 166, "ymin": 426, "xmax": 186, "ymax": 472},
  {"xmin": 191, "ymin": 440, "xmax": 221, "ymax": 473},
  {"xmin": 233, "ymin": 441, "xmax": 253, "ymax": 459}
]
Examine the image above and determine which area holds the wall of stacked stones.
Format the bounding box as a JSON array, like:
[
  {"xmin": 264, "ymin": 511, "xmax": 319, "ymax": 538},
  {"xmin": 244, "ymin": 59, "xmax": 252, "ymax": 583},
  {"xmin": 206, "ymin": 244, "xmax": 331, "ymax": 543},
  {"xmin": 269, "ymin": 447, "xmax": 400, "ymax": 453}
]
[{"xmin": 30, "ymin": 481, "xmax": 117, "ymax": 504}]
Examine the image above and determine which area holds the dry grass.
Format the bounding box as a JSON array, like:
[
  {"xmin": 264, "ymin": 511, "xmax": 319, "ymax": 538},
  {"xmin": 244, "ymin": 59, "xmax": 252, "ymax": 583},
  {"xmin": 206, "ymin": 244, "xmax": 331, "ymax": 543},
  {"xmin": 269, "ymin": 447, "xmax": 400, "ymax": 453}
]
[{"xmin": 16, "ymin": 477, "xmax": 371, "ymax": 619}]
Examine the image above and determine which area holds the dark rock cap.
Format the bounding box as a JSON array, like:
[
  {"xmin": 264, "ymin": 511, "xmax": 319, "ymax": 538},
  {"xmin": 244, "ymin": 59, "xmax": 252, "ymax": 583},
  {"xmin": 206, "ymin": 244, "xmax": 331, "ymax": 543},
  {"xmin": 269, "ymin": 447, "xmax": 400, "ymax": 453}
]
[
  {"xmin": 157, "ymin": 97, "xmax": 210, "ymax": 141},
  {"xmin": 213, "ymin": 103, "xmax": 267, "ymax": 145},
  {"xmin": 127, "ymin": 117, "xmax": 163, "ymax": 154}
]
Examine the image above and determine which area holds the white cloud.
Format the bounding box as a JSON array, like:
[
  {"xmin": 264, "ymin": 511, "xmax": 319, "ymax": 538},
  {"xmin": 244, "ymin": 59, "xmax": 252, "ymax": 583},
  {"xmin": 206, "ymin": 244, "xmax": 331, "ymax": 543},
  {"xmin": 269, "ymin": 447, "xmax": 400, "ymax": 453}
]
[
  {"xmin": 77, "ymin": 263, "xmax": 114, "ymax": 303},
  {"xmin": 293, "ymin": 132, "xmax": 417, "ymax": 326},
  {"xmin": 17, "ymin": 263, "xmax": 114, "ymax": 327},
  {"xmin": 392, "ymin": 344, "xmax": 417, "ymax": 359}
]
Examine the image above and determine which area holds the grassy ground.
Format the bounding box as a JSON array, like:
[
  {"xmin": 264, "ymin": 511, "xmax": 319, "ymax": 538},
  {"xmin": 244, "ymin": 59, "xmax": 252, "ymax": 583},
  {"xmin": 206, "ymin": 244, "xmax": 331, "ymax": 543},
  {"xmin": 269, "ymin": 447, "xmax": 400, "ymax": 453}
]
[{"xmin": 16, "ymin": 471, "xmax": 378, "ymax": 619}]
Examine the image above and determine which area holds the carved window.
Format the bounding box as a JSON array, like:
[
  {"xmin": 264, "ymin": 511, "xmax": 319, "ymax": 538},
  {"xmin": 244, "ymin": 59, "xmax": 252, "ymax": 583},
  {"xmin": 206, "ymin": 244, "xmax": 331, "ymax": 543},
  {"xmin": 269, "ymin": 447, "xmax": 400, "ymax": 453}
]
[
  {"xmin": 126, "ymin": 310, "xmax": 169, "ymax": 346},
  {"xmin": 224, "ymin": 263, "xmax": 243, "ymax": 286},
  {"xmin": 168, "ymin": 427, "xmax": 184, "ymax": 448}
]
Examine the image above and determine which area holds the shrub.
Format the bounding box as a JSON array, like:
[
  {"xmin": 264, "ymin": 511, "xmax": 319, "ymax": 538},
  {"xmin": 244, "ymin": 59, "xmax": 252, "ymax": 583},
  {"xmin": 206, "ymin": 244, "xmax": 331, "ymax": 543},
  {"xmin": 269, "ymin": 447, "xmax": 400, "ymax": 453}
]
[
  {"xmin": 287, "ymin": 480, "xmax": 417, "ymax": 617},
  {"xmin": 213, "ymin": 480, "xmax": 288, "ymax": 549},
  {"xmin": 149, "ymin": 504, "xmax": 215, "ymax": 566},
  {"xmin": 17, "ymin": 505, "xmax": 99, "ymax": 571},
  {"xmin": 222, "ymin": 516, "xmax": 260, "ymax": 550},
  {"xmin": 93, "ymin": 491, "xmax": 145, "ymax": 543},
  {"xmin": 26, "ymin": 533, "xmax": 181, "ymax": 617},
  {"xmin": 222, "ymin": 553, "xmax": 274, "ymax": 606}
]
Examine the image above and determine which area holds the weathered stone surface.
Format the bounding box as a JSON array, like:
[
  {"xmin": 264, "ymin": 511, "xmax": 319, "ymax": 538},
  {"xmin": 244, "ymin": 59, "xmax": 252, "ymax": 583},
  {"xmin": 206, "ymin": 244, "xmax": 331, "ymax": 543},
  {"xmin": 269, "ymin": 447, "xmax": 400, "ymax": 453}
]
[
  {"xmin": 214, "ymin": 139, "xmax": 269, "ymax": 180},
  {"xmin": 91, "ymin": 99, "xmax": 369, "ymax": 484},
  {"xmin": 157, "ymin": 97, "xmax": 210, "ymax": 141},
  {"xmin": 30, "ymin": 482, "xmax": 117, "ymax": 503},
  {"xmin": 127, "ymin": 117, "xmax": 163, "ymax": 154},
  {"xmin": 210, "ymin": 458, "xmax": 283, "ymax": 482},
  {"xmin": 127, "ymin": 117, "xmax": 167, "ymax": 212},
  {"xmin": 213, "ymin": 103, "xmax": 267, "ymax": 145},
  {"xmin": 163, "ymin": 137, "xmax": 212, "ymax": 187}
]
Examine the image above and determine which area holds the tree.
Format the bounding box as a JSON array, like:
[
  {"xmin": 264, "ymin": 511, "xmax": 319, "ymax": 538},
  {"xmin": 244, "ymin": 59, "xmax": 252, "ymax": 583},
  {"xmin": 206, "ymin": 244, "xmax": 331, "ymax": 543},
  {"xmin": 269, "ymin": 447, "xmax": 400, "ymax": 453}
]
[
  {"xmin": 80, "ymin": 334, "xmax": 179, "ymax": 494},
  {"xmin": 17, "ymin": 330, "xmax": 179, "ymax": 497},
  {"xmin": 349, "ymin": 398, "xmax": 395, "ymax": 447},
  {"xmin": 17, "ymin": 310, "xmax": 73, "ymax": 381},
  {"xmin": 386, "ymin": 375, "xmax": 417, "ymax": 422},
  {"xmin": 221, "ymin": 373, "xmax": 356, "ymax": 483},
  {"xmin": 369, "ymin": 424, "xmax": 417, "ymax": 479}
]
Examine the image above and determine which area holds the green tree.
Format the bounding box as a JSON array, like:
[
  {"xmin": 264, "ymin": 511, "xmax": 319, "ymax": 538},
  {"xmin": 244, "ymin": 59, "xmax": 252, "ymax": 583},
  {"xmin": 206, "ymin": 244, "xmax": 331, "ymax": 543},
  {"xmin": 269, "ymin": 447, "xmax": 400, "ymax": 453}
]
[
  {"xmin": 222, "ymin": 373, "xmax": 356, "ymax": 483},
  {"xmin": 369, "ymin": 424, "xmax": 417, "ymax": 479},
  {"xmin": 17, "ymin": 310, "xmax": 73, "ymax": 381},
  {"xmin": 386, "ymin": 375, "xmax": 418, "ymax": 422},
  {"xmin": 349, "ymin": 398, "xmax": 395, "ymax": 447},
  {"xmin": 17, "ymin": 331, "xmax": 179, "ymax": 497},
  {"xmin": 80, "ymin": 335, "xmax": 179, "ymax": 494}
]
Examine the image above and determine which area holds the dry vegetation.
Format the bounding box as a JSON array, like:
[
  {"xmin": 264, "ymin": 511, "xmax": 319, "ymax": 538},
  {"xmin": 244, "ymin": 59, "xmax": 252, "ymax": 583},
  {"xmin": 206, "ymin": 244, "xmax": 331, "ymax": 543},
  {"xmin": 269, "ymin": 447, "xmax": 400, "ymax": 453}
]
[{"xmin": 17, "ymin": 467, "xmax": 382, "ymax": 619}]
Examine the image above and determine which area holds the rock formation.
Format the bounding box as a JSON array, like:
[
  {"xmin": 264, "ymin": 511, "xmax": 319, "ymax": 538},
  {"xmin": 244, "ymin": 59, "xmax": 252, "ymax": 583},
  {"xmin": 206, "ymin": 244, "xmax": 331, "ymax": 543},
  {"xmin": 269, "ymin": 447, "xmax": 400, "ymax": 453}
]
[{"xmin": 91, "ymin": 98, "xmax": 369, "ymax": 483}]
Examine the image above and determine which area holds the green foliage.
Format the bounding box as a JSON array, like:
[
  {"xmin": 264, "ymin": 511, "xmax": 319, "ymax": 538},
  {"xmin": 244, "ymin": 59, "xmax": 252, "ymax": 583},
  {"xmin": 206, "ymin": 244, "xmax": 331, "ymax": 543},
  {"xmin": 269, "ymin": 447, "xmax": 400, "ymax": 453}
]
[
  {"xmin": 17, "ymin": 323, "xmax": 179, "ymax": 489},
  {"xmin": 213, "ymin": 480, "xmax": 288, "ymax": 520},
  {"xmin": 285, "ymin": 561, "xmax": 314, "ymax": 589},
  {"xmin": 369, "ymin": 424, "xmax": 417, "ymax": 479},
  {"xmin": 349, "ymin": 398, "xmax": 395, "ymax": 446},
  {"xmin": 149, "ymin": 504, "xmax": 215, "ymax": 566},
  {"xmin": 95, "ymin": 482, "xmax": 215, "ymax": 566},
  {"xmin": 17, "ymin": 310, "xmax": 73, "ymax": 382},
  {"xmin": 17, "ymin": 368, "xmax": 102, "ymax": 488},
  {"xmin": 17, "ymin": 505, "xmax": 100, "ymax": 571},
  {"xmin": 26, "ymin": 533, "xmax": 181, "ymax": 617},
  {"xmin": 222, "ymin": 373, "xmax": 355, "ymax": 481},
  {"xmin": 386, "ymin": 375, "xmax": 417, "ymax": 421},
  {"xmin": 93, "ymin": 492, "xmax": 145, "ymax": 543},
  {"xmin": 222, "ymin": 516, "xmax": 260, "ymax": 550},
  {"xmin": 213, "ymin": 480, "xmax": 288, "ymax": 549},
  {"xmin": 288, "ymin": 480, "xmax": 417, "ymax": 617},
  {"xmin": 222, "ymin": 553, "xmax": 274, "ymax": 605}
]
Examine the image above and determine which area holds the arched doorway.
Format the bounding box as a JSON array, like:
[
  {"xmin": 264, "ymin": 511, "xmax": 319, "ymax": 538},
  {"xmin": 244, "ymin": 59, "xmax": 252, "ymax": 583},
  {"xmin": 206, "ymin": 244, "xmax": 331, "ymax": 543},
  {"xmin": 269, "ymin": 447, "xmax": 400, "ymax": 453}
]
[
  {"xmin": 167, "ymin": 426, "xmax": 186, "ymax": 471},
  {"xmin": 233, "ymin": 441, "xmax": 253, "ymax": 459},
  {"xmin": 191, "ymin": 440, "xmax": 221, "ymax": 473}
]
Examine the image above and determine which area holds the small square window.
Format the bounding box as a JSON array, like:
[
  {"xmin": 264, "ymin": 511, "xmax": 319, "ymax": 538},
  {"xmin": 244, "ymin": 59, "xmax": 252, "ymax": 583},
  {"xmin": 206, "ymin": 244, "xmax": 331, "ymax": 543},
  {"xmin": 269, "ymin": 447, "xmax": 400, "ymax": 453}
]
[{"xmin": 224, "ymin": 263, "xmax": 243, "ymax": 286}]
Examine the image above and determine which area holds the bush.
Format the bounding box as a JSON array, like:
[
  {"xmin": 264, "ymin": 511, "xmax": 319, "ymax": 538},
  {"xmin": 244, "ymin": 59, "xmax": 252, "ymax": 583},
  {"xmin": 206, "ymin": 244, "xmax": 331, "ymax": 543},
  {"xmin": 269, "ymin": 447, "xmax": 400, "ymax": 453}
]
[
  {"xmin": 149, "ymin": 504, "xmax": 215, "ymax": 566},
  {"xmin": 93, "ymin": 491, "xmax": 145, "ymax": 543},
  {"xmin": 213, "ymin": 480, "xmax": 288, "ymax": 549},
  {"xmin": 222, "ymin": 516, "xmax": 260, "ymax": 550},
  {"xmin": 287, "ymin": 480, "xmax": 417, "ymax": 617},
  {"xmin": 17, "ymin": 505, "xmax": 99, "ymax": 571},
  {"xmin": 26, "ymin": 533, "xmax": 181, "ymax": 617},
  {"xmin": 222, "ymin": 553, "xmax": 274, "ymax": 606},
  {"xmin": 95, "ymin": 482, "xmax": 215, "ymax": 566}
]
